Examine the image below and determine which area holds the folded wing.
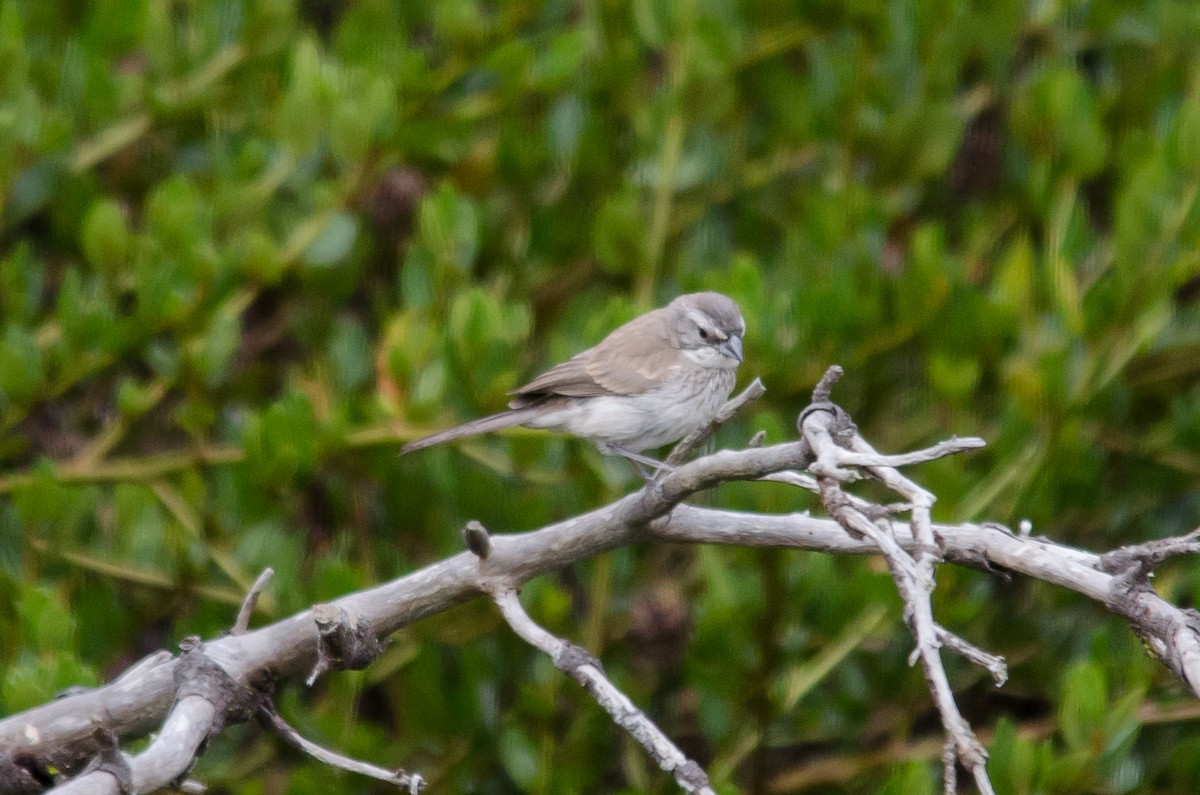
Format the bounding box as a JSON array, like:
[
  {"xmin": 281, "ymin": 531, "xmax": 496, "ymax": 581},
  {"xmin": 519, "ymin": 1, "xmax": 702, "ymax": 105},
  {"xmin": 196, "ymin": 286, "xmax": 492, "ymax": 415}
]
[{"xmin": 508, "ymin": 308, "xmax": 676, "ymax": 407}]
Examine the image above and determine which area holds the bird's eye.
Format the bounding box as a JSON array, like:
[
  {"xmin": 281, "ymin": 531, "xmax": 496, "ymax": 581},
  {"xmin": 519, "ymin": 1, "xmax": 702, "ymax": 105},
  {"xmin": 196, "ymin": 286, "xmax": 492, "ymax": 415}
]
[{"xmin": 698, "ymin": 328, "xmax": 708, "ymax": 339}]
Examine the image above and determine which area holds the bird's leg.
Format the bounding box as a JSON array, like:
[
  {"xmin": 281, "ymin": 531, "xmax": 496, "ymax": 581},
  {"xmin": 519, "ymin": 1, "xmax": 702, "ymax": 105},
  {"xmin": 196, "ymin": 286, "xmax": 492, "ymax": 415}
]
[{"xmin": 602, "ymin": 444, "xmax": 675, "ymax": 482}]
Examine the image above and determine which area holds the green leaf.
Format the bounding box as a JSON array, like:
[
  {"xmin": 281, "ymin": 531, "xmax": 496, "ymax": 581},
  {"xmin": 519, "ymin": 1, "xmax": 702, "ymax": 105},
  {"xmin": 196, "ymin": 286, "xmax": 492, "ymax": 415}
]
[
  {"xmin": 499, "ymin": 725, "xmax": 541, "ymax": 790},
  {"xmin": 145, "ymin": 175, "xmax": 208, "ymax": 261},
  {"xmin": 991, "ymin": 233, "xmax": 1036, "ymax": 319},
  {"xmin": 235, "ymin": 230, "xmax": 287, "ymax": 284},
  {"xmin": 80, "ymin": 198, "xmax": 130, "ymax": 272},
  {"xmin": 989, "ymin": 716, "xmax": 1036, "ymax": 795},
  {"xmin": 546, "ymin": 94, "xmax": 586, "ymax": 162},
  {"xmin": 303, "ymin": 212, "xmax": 360, "ymax": 267},
  {"xmin": 1177, "ymin": 90, "xmax": 1200, "ymax": 177},
  {"xmin": 195, "ymin": 298, "xmax": 243, "ymax": 387},
  {"xmin": 929, "ymin": 352, "xmax": 982, "ymax": 402},
  {"xmin": 418, "ymin": 182, "xmax": 480, "ymax": 273},
  {"xmin": 235, "ymin": 521, "xmax": 306, "ymax": 612},
  {"xmin": 242, "ymin": 390, "xmax": 321, "ymax": 484},
  {"xmin": 592, "ymin": 190, "xmax": 643, "ymax": 275},
  {"xmin": 399, "ymin": 245, "xmax": 436, "ymax": 309},
  {"xmin": 1059, "ymin": 661, "xmax": 1107, "ymax": 752},
  {"xmin": 329, "ymin": 315, "xmax": 372, "ymax": 391},
  {"xmin": 114, "ymin": 483, "xmax": 172, "ymax": 569},
  {"xmin": 7, "ymin": 159, "xmax": 65, "ymax": 225},
  {"xmin": 879, "ymin": 761, "xmax": 935, "ymax": 794},
  {"xmin": 115, "ymin": 378, "xmax": 158, "ymax": 418},
  {"xmin": 1012, "ymin": 66, "xmax": 1108, "ymax": 177},
  {"xmin": 276, "ymin": 36, "xmax": 329, "ymax": 154},
  {"xmin": 18, "ymin": 587, "xmax": 75, "ymax": 653},
  {"xmin": 330, "ymin": 71, "xmax": 395, "ymax": 165},
  {"xmin": 1, "ymin": 653, "xmax": 98, "ymax": 714},
  {"xmin": 0, "ymin": 324, "xmax": 43, "ymax": 407},
  {"xmin": 533, "ymin": 29, "xmax": 587, "ymax": 87},
  {"xmin": 0, "ymin": 243, "xmax": 43, "ymax": 325}
]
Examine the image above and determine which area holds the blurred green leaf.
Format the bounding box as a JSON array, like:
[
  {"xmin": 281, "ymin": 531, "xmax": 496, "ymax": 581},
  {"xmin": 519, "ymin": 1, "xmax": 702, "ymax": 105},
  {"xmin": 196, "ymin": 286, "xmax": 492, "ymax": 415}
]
[
  {"xmin": 499, "ymin": 724, "xmax": 540, "ymax": 790},
  {"xmin": 80, "ymin": 198, "xmax": 130, "ymax": 273},
  {"xmin": 0, "ymin": 324, "xmax": 43, "ymax": 407},
  {"xmin": 593, "ymin": 190, "xmax": 644, "ymax": 275},
  {"xmin": 989, "ymin": 717, "xmax": 1035, "ymax": 795},
  {"xmin": 0, "ymin": 244, "xmax": 42, "ymax": 326},
  {"xmin": 1, "ymin": 653, "xmax": 98, "ymax": 714},
  {"xmin": 194, "ymin": 297, "xmax": 243, "ymax": 387},
  {"xmin": 1059, "ymin": 661, "xmax": 1108, "ymax": 752},
  {"xmin": 17, "ymin": 586, "xmax": 75, "ymax": 653},
  {"xmin": 303, "ymin": 212, "xmax": 360, "ymax": 268},
  {"xmin": 242, "ymin": 389, "xmax": 321, "ymax": 484},
  {"xmin": 276, "ymin": 36, "xmax": 329, "ymax": 154},
  {"xmin": 879, "ymin": 761, "xmax": 935, "ymax": 795},
  {"xmin": 329, "ymin": 315, "xmax": 371, "ymax": 392},
  {"xmin": 418, "ymin": 182, "xmax": 480, "ymax": 273},
  {"xmin": 330, "ymin": 71, "xmax": 395, "ymax": 166}
]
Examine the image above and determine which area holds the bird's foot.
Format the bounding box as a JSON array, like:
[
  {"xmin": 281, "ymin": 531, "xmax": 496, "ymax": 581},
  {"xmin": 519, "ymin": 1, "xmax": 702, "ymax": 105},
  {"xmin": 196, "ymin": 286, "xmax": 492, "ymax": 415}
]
[{"xmin": 605, "ymin": 445, "xmax": 675, "ymax": 483}]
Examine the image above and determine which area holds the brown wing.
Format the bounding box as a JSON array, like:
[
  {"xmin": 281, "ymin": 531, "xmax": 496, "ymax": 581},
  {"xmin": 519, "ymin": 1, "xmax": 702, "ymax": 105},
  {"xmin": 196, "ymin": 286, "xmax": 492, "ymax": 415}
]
[{"xmin": 509, "ymin": 307, "xmax": 678, "ymax": 407}]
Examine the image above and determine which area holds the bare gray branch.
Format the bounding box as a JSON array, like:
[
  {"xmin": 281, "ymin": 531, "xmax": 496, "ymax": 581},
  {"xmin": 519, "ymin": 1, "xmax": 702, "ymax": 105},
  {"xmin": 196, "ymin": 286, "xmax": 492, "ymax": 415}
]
[{"xmin": 491, "ymin": 588, "xmax": 715, "ymax": 795}]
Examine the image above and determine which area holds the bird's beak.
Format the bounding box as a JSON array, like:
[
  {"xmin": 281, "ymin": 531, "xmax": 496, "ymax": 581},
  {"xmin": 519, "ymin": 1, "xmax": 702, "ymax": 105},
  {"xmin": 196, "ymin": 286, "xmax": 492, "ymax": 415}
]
[{"xmin": 720, "ymin": 335, "xmax": 744, "ymax": 363}]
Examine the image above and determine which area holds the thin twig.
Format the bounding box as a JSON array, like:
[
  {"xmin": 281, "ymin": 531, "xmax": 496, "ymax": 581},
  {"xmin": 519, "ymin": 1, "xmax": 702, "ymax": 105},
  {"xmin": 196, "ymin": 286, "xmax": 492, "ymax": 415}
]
[
  {"xmin": 259, "ymin": 703, "xmax": 424, "ymax": 792},
  {"xmin": 233, "ymin": 568, "xmax": 275, "ymax": 635},
  {"xmin": 935, "ymin": 626, "xmax": 1008, "ymax": 686},
  {"xmin": 818, "ymin": 437, "xmax": 987, "ymax": 471},
  {"xmin": 490, "ymin": 588, "xmax": 716, "ymax": 795}
]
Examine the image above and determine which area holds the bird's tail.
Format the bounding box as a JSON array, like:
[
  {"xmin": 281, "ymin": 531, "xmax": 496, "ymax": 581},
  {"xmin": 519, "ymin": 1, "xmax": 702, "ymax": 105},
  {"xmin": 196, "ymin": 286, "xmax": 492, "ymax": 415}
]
[{"xmin": 401, "ymin": 408, "xmax": 539, "ymax": 454}]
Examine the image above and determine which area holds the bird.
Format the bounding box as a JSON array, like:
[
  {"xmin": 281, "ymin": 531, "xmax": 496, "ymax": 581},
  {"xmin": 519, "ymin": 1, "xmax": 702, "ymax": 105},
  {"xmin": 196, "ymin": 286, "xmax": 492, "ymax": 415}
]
[{"xmin": 401, "ymin": 292, "xmax": 745, "ymax": 474}]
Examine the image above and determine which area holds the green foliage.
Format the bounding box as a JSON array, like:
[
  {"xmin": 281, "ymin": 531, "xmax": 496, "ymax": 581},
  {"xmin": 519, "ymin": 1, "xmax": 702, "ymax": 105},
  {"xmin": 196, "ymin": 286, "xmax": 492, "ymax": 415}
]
[{"xmin": 2, "ymin": 0, "xmax": 1200, "ymax": 792}]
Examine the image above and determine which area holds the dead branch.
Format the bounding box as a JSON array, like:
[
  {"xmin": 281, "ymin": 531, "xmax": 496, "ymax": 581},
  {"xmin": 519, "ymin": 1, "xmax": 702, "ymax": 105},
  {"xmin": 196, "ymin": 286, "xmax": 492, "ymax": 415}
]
[
  {"xmin": 489, "ymin": 587, "xmax": 714, "ymax": 794},
  {"xmin": 4, "ymin": 367, "xmax": 1200, "ymax": 793}
]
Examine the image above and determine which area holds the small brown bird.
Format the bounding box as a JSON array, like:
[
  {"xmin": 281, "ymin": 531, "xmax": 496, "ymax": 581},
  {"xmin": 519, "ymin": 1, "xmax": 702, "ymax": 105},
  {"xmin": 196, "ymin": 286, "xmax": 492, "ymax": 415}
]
[{"xmin": 401, "ymin": 292, "xmax": 745, "ymax": 472}]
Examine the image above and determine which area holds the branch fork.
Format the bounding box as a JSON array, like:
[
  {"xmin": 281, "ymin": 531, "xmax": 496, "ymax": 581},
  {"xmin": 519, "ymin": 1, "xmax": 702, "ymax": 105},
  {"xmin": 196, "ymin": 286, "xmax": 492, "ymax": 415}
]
[{"xmin": 792, "ymin": 367, "xmax": 999, "ymax": 794}]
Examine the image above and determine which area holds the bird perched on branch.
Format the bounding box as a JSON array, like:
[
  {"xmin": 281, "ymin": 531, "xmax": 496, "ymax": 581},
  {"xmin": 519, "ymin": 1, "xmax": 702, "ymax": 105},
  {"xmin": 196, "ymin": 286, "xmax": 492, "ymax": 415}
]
[{"xmin": 402, "ymin": 292, "xmax": 745, "ymax": 473}]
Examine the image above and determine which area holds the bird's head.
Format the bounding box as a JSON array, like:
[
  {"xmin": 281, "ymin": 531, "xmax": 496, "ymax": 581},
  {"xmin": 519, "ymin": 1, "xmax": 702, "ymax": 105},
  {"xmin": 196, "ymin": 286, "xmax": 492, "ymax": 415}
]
[{"xmin": 670, "ymin": 292, "xmax": 745, "ymax": 369}]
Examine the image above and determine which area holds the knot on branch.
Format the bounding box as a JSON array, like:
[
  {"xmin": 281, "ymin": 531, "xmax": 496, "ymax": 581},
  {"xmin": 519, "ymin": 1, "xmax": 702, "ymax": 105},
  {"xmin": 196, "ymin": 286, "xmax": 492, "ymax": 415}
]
[
  {"xmin": 1100, "ymin": 550, "xmax": 1157, "ymax": 598},
  {"xmin": 797, "ymin": 402, "xmax": 856, "ymax": 444},
  {"xmin": 176, "ymin": 637, "xmax": 269, "ymax": 736},
  {"xmin": 77, "ymin": 726, "xmax": 133, "ymax": 794},
  {"xmin": 554, "ymin": 641, "xmax": 604, "ymax": 680},
  {"xmin": 307, "ymin": 605, "xmax": 384, "ymax": 685},
  {"xmin": 1101, "ymin": 530, "xmax": 1200, "ymax": 593},
  {"xmin": 817, "ymin": 484, "xmax": 869, "ymax": 540},
  {"xmin": 943, "ymin": 546, "xmax": 1011, "ymax": 580},
  {"xmin": 53, "ymin": 685, "xmax": 94, "ymax": 700},
  {"xmin": 675, "ymin": 759, "xmax": 712, "ymax": 793},
  {"xmin": 0, "ymin": 752, "xmax": 44, "ymax": 795},
  {"xmin": 463, "ymin": 520, "xmax": 492, "ymax": 559}
]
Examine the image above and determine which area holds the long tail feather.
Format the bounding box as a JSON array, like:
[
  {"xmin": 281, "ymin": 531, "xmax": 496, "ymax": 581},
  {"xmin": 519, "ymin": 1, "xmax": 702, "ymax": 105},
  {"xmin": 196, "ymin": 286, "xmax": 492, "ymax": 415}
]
[{"xmin": 401, "ymin": 409, "xmax": 537, "ymax": 454}]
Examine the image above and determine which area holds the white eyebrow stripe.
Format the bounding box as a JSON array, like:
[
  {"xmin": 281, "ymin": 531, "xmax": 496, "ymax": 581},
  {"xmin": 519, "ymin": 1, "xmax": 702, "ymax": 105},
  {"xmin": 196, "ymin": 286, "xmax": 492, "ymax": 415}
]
[
  {"xmin": 685, "ymin": 307, "xmax": 734, "ymax": 340},
  {"xmin": 684, "ymin": 307, "xmax": 716, "ymax": 331}
]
